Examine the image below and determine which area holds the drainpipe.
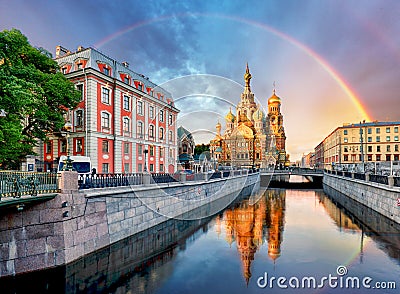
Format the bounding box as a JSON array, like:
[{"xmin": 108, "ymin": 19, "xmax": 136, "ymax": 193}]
[{"xmin": 83, "ymin": 68, "xmax": 88, "ymax": 157}]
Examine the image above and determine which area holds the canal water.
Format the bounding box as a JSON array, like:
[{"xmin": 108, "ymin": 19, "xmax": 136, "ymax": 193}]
[{"xmin": 1, "ymin": 178, "xmax": 399, "ymax": 293}]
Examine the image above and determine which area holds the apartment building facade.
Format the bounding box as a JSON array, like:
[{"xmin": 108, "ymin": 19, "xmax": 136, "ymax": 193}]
[
  {"xmin": 315, "ymin": 121, "xmax": 400, "ymax": 170},
  {"xmin": 38, "ymin": 46, "xmax": 179, "ymax": 173}
]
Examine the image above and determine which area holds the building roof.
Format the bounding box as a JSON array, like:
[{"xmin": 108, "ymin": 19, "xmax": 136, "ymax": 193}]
[
  {"xmin": 177, "ymin": 126, "xmax": 194, "ymax": 141},
  {"xmin": 54, "ymin": 46, "xmax": 172, "ymax": 99}
]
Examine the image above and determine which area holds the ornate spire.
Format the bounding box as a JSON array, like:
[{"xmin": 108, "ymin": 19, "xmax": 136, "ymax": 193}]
[{"xmin": 244, "ymin": 63, "xmax": 252, "ymax": 91}]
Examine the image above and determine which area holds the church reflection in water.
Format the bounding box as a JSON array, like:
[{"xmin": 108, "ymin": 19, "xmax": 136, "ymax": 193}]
[{"xmin": 220, "ymin": 189, "xmax": 286, "ymax": 284}]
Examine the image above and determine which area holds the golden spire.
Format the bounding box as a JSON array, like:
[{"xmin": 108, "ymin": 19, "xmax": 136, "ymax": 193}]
[{"xmin": 244, "ymin": 63, "xmax": 252, "ymax": 90}]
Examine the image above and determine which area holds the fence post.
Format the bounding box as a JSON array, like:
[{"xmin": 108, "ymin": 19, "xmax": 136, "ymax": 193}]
[
  {"xmin": 365, "ymin": 173, "xmax": 370, "ymax": 182},
  {"xmin": 388, "ymin": 175, "xmax": 394, "ymax": 187},
  {"xmin": 180, "ymin": 173, "xmax": 186, "ymax": 183},
  {"xmin": 59, "ymin": 171, "xmax": 78, "ymax": 193},
  {"xmin": 143, "ymin": 173, "xmax": 152, "ymax": 186}
]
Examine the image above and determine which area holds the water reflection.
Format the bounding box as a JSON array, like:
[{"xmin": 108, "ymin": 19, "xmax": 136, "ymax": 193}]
[
  {"xmin": 223, "ymin": 190, "xmax": 286, "ymax": 284},
  {"xmin": 1, "ymin": 187, "xmax": 399, "ymax": 293}
]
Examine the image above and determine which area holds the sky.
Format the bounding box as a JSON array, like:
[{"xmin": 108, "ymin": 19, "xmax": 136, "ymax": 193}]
[{"xmin": 1, "ymin": 0, "xmax": 399, "ymax": 161}]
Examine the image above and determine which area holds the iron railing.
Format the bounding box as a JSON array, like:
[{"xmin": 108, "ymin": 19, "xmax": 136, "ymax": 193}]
[
  {"xmin": 151, "ymin": 173, "xmax": 178, "ymax": 184},
  {"xmin": 394, "ymin": 177, "xmax": 400, "ymax": 187},
  {"xmin": 0, "ymin": 171, "xmax": 59, "ymax": 200},
  {"xmin": 369, "ymin": 174, "xmax": 389, "ymax": 185},
  {"xmin": 354, "ymin": 173, "xmax": 366, "ymax": 181},
  {"xmin": 78, "ymin": 173, "xmax": 143, "ymax": 189}
]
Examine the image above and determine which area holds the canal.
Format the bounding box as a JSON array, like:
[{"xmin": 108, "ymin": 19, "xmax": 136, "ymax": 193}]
[{"xmin": 1, "ymin": 178, "xmax": 399, "ymax": 293}]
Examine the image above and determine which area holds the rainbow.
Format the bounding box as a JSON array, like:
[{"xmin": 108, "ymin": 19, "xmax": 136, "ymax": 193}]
[{"xmin": 93, "ymin": 13, "xmax": 372, "ymax": 121}]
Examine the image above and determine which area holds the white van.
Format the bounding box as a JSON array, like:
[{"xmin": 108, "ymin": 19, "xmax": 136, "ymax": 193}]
[{"xmin": 57, "ymin": 155, "xmax": 92, "ymax": 175}]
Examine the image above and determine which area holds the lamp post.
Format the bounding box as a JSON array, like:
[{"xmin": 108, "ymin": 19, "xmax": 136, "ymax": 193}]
[{"xmin": 62, "ymin": 121, "xmax": 74, "ymax": 171}]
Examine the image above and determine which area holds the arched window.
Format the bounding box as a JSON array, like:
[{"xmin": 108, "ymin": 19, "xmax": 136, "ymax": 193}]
[
  {"xmin": 137, "ymin": 121, "xmax": 143, "ymax": 138},
  {"xmin": 123, "ymin": 117, "xmax": 130, "ymax": 133},
  {"xmin": 149, "ymin": 125, "xmax": 155, "ymax": 138},
  {"xmin": 101, "ymin": 112, "xmax": 110, "ymax": 129}
]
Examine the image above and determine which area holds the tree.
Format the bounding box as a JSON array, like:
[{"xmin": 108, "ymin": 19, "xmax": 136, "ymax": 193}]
[
  {"xmin": 0, "ymin": 29, "xmax": 81, "ymax": 169},
  {"xmin": 194, "ymin": 143, "xmax": 210, "ymax": 155}
]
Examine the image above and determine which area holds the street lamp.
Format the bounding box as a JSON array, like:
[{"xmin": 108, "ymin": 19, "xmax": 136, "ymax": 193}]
[{"xmin": 62, "ymin": 121, "xmax": 74, "ymax": 171}]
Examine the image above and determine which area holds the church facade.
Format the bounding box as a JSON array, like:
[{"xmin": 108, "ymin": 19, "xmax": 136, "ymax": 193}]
[{"xmin": 210, "ymin": 64, "xmax": 289, "ymax": 169}]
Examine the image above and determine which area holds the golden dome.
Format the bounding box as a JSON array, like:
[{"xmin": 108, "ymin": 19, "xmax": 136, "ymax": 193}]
[
  {"xmin": 253, "ymin": 107, "xmax": 264, "ymax": 121},
  {"xmin": 225, "ymin": 108, "xmax": 236, "ymax": 123},
  {"xmin": 268, "ymin": 90, "xmax": 281, "ymax": 104}
]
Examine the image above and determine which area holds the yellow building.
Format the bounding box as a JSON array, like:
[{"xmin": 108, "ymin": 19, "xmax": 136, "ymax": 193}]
[
  {"xmin": 210, "ymin": 64, "xmax": 289, "ymax": 169},
  {"xmin": 316, "ymin": 121, "xmax": 400, "ymax": 171}
]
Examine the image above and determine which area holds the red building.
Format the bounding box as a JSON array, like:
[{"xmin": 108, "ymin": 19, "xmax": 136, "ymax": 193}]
[{"xmin": 38, "ymin": 45, "xmax": 179, "ymax": 173}]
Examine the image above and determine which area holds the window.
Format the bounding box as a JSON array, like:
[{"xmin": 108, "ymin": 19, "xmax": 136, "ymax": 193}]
[
  {"xmin": 123, "ymin": 95, "xmax": 130, "ymax": 111},
  {"xmin": 76, "ymin": 84, "xmax": 84, "ymax": 101},
  {"xmin": 376, "ymin": 128, "xmax": 380, "ymax": 134},
  {"xmin": 377, "ymin": 145, "xmax": 381, "ymax": 152},
  {"xmin": 138, "ymin": 144, "xmax": 143, "ymax": 155},
  {"xmin": 368, "ymin": 155, "xmax": 372, "ymax": 161},
  {"xmin": 76, "ymin": 110, "xmax": 83, "ymax": 127},
  {"xmin": 396, "ymin": 145, "xmax": 399, "ymax": 152},
  {"xmin": 138, "ymin": 83, "xmax": 143, "ymax": 91},
  {"xmin": 386, "ymin": 127, "xmax": 390, "ymax": 133},
  {"xmin": 137, "ymin": 101, "xmax": 143, "ymax": 115},
  {"xmin": 123, "ymin": 117, "xmax": 130, "ymax": 133},
  {"xmin": 102, "ymin": 87, "xmax": 110, "ymax": 104},
  {"xmin": 76, "ymin": 139, "xmax": 83, "ymax": 153},
  {"xmin": 386, "ymin": 136, "xmax": 390, "ymax": 142},
  {"xmin": 368, "ymin": 128, "xmax": 372, "ymax": 134},
  {"xmin": 387, "ymin": 145, "xmax": 391, "ymax": 152},
  {"xmin": 62, "ymin": 67, "xmax": 67, "ymax": 74},
  {"xmin": 395, "ymin": 136, "xmax": 399, "ymax": 141},
  {"xmin": 159, "ymin": 127, "xmax": 164, "ymax": 140},
  {"xmin": 344, "ymin": 138, "xmax": 348, "ymax": 143},
  {"xmin": 149, "ymin": 164, "xmax": 154, "ymax": 172},
  {"xmin": 124, "ymin": 163, "xmax": 130, "ymax": 173},
  {"xmin": 46, "ymin": 141, "xmax": 52, "ymax": 153},
  {"xmin": 102, "ymin": 163, "xmax": 109, "ymax": 173},
  {"xmin": 159, "ymin": 110, "xmax": 164, "ymax": 122},
  {"xmin": 102, "ymin": 140, "xmax": 109, "ymax": 153},
  {"xmin": 137, "ymin": 121, "xmax": 143, "ymax": 138},
  {"xmin": 101, "ymin": 112, "xmax": 110, "ymax": 129},
  {"xmin": 159, "ymin": 147, "xmax": 164, "ymax": 157},
  {"xmin": 138, "ymin": 163, "xmax": 143, "ymax": 172},
  {"xmin": 103, "ymin": 67, "xmax": 110, "ymax": 76},
  {"xmin": 376, "ymin": 155, "xmax": 381, "ymax": 161},
  {"xmin": 60, "ymin": 139, "xmax": 67, "ymax": 153},
  {"xmin": 124, "ymin": 142, "xmax": 129, "ymax": 154},
  {"xmin": 376, "ymin": 136, "xmax": 380, "ymax": 142},
  {"xmin": 343, "ymin": 130, "xmax": 348, "ymax": 135},
  {"xmin": 150, "ymin": 145, "xmax": 154, "ymax": 156},
  {"xmin": 160, "ymin": 164, "xmax": 164, "ymax": 172},
  {"xmin": 77, "ymin": 63, "xmax": 83, "ymax": 70},
  {"xmin": 149, "ymin": 125, "xmax": 155, "ymax": 138},
  {"xmin": 124, "ymin": 76, "xmax": 130, "ymax": 85},
  {"xmin": 395, "ymin": 127, "xmax": 399, "ymax": 133},
  {"xmin": 368, "ymin": 146, "xmax": 372, "ymax": 152},
  {"xmin": 344, "ymin": 146, "xmax": 348, "ymax": 152},
  {"xmin": 367, "ymin": 137, "xmax": 372, "ymax": 142},
  {"xmin": 149, "ymin": 106, "xmax": 154, "ymax": 119},
  {"xmin": 169, "ymin": 114, "xmax": 173, "ymax": 125},
  {"xmin": 395, "ymin": 155, "xmax": 399, "ymax": 161},
  {"xmin": 169, "ymin": 131, "xmax": 173, "ymax": 142}
]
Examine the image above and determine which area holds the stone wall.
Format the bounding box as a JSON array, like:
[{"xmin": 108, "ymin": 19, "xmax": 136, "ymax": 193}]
[
  {"xmin": 323, "ymin": 173, "xmax": 400, "ymax": 224},
  {"xmin": 0, "ymin": 171, "xmax": 259, "ymax": 277}
]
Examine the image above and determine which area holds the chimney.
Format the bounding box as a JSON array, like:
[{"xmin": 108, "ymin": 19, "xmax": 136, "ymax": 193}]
[
  {"xmin": 122, "ymin": 61, "xmax": 129, "ymax": 68},
  {"xmin": 55, "ymin": 45, "xmax": 70, "ymax": 58}
]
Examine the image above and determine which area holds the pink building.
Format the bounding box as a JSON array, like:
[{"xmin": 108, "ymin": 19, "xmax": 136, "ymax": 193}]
[{"xmin": 38, "ymin": 46, "xmax": 179, "ymax": 173}]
